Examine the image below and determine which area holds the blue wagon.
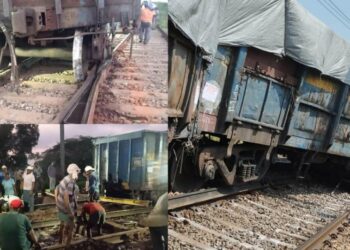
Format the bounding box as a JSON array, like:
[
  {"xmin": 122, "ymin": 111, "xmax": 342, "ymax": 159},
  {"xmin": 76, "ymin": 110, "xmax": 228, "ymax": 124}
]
[
  {"xmin": 93, "ymin": 130, "xmax": 167, "ymax": 197},
  {"xmin": 168, "ymin": 0, "xmax": 350, "ymax": 190}
]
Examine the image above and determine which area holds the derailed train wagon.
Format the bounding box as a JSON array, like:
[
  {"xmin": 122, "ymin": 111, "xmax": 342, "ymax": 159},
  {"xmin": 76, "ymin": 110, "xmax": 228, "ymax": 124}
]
[
  {"xmin": 0, "ymin": 0, "xmax": 140, "ymax": 81},
  {"xmin": 93, "ymin": 130, "xmax": 167, "ymax": 197},
  {"xmin": 168, "ymin": 0, "xmax": 350, "ymax": 191}
]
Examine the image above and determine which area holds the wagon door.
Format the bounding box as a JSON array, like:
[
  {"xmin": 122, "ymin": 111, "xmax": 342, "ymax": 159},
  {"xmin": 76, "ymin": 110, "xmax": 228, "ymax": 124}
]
[
  {"xmin": 108, "ymin": 142, "xmax": 119, "ymax": 181},
  {"xmin": 129, "ymin": 138, "xmax": 144, "ymax": 191},
  {"xmin": 284, "ymin": 70, "xmax": 342, "ymax": 152},
  {"xmin": 118, "ymin": 139, "xmax": 131, "ymax": 183},
  {"xmin": 197, "ymin": 46, "xmax": 232, "ymax": 132}
]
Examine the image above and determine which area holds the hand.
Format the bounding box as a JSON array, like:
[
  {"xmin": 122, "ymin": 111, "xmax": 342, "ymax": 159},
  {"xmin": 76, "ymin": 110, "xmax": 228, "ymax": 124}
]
[{"xmin": 34, "ymin": 242, "xmax": 41, "ymax": 250}]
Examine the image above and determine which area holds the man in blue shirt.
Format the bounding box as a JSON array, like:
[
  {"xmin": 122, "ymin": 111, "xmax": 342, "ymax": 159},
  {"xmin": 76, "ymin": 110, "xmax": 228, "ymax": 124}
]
[
  {"xmin": 84, "ymin": 166, "xmax": 99, "ymax": 202},
  {"xmin": 1, "ymin": 172, "xmax": 16, "ymax": 196}
]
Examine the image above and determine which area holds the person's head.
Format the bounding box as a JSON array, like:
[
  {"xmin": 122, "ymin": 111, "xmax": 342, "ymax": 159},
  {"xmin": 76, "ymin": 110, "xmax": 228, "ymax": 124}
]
[
  {"xmin": 26, "ymin": 166, "xmax": 33, "ymax": 174},
  {"xmin": 4, "ymin": 172, "xmax": 10, "ymax": 180},
  {"xmin": 67, "ymin": 163, "xmax": 81, "ymax": 180},
  {"xmin": 1, "ymin": 165, "xmax": 7, "ymax": 173},
  {"xmin": 84, "ymin": 166, "xmax": 95, "ymax": 176},
  {"xmin": 8, "ymin": 197, "xmax": 23, "ymax": 212}
]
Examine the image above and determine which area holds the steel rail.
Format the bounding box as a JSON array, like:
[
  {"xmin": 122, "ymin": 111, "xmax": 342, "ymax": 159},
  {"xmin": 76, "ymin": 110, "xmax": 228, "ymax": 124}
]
[
  {"xmin": 33, "ymin": 207, "xmax": 151, "ymax": 229},
  {"xmin": 297, "ymin": 210, "xmax": 350, "ymax": 250},
  {"xmin": 168, "ymin": 178, "xmax": 294, "ymax": 210},
  {"xmin": 82, "ymin": 33, "xmax": 132, "ymax": 123},
  {"xmin": 42, "ymin": 227, "xmax": 148, "ymax": 250}
]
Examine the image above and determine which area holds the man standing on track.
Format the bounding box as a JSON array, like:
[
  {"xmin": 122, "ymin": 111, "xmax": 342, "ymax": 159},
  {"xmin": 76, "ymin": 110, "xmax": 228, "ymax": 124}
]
[
  {"xmin": 56, "ymin": 163, "xmax": 81, "ymax": 248},
  {"xmin": 85, "ymin": 166, "xmax": 99, "ymax": 202},
  {"xmin": 140, "ymin": 192, "xmax": 168, "ymax": 250},
  {"xmin": 22, "ymin": 166, "xmax": 35, "ymax": 212},
  {"xmin": 139, "ymin": 1, "xmax": 156, "ymax": 45},
  {"xmin": 47, "ymin": 162, "xmax": 56, "ymax": 193}
]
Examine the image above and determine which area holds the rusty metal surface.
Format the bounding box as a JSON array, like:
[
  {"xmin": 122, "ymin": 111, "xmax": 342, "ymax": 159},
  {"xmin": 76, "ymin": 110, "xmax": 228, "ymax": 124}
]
[
  {"xmin": 244, "ymin": 48, "xmax": 299, "ymax": 86},
  {"xmin": 10, "ymin": 0, "xmax": 140, "ymax": 35},
  {"xmin": 285, "ymin": 70, "xmax": 343, "ymax": 152},
  {"xmin": 168, "ymin": 39, "xmax": 195, "ymax": 118},
  {"xmin": 297, "ymin": 210, "xmax": 350, "ymax": 250}
]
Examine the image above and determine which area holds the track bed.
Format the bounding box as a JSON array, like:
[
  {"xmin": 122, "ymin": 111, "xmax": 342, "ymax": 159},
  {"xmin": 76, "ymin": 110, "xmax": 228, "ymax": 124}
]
[{"xmin": 92, "ymin": 29, "xmax": 168, "ymax": 124}]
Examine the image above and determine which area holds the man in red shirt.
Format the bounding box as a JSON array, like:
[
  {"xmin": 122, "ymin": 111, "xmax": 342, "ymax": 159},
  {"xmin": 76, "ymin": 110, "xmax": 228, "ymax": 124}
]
[{"xmin": 78, "ymin": 198, "xmax": 106, "ymax": 238}]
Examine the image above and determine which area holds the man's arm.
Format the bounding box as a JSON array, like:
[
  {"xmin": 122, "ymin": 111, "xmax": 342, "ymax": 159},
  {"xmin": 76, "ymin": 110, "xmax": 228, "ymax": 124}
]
[
  {"xmin": 31, "ymin": 175, "xmax": 35, "ymax": 194},
  {"xmin": 63, "ymin": 190, "xmax": 74, "ymax": 217},
  {"xmin": 28, "ymin": 229, "xmax": 39, "ymax": 246}
]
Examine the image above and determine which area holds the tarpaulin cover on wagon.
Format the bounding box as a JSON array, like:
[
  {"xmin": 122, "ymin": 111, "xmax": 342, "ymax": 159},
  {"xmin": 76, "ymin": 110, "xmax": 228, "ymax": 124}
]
[{"xmin": 169, "ymin": 0, "xmax": 350, "ymax": 85}]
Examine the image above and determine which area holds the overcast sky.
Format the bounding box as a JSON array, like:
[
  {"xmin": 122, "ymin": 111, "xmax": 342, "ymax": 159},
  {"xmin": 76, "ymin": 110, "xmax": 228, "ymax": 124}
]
[{"xmin": 33, "ymin": 124, "xmax": 166, "ymax": 153}]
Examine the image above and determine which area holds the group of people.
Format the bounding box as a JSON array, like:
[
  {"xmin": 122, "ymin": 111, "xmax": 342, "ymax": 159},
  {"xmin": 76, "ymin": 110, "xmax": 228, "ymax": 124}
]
[
  {"xmin": 0, "ymin": 163, "xmax": 106, "ymax": 250},
  {"xmin": 0, "ymin": 165, "xmax": 36, "ymax": 212},
  {"xmin": 0, "ymin": 162, "xmax": 167, "ymax": 250}
]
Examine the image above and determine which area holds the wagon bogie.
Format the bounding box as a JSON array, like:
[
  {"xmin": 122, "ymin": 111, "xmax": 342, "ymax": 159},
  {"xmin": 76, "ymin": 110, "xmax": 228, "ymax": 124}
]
[{"xmin": 0, "ymin": 0, "xmax": 140, "ymax": 82}]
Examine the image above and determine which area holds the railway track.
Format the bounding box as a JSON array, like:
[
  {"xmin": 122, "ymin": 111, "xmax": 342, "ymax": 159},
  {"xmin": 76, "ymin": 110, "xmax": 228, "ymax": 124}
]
[
  {"xmin": 168, "ymin": 182, "xmax": 350, "ymax": 249},
  {"xmin": 30, "ymin": 206, "xmax": 152, "ymax": 249},
  {"xmin": 0, "ymin": 58, "xmax": 81, "ymax": 123},
  {"xmin": 88, "ymin": 27, "xmax": 168, "ymax": 124}
]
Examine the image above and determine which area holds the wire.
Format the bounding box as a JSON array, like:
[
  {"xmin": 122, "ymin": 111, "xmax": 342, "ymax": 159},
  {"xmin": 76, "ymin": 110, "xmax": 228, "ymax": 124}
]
[
  {"xmin": 328, "ymin": 0, "xmax": 350, "ymax": 24},
  {"xmin": 317, "ymin": 0, "xmax": 350, "ymax": 30}
]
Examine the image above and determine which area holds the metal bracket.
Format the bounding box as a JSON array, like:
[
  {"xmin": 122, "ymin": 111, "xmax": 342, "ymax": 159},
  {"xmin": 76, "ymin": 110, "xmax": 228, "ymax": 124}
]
[{"xmin": 3, "ymin": 0, "xmax": 12, "ymax": 18}]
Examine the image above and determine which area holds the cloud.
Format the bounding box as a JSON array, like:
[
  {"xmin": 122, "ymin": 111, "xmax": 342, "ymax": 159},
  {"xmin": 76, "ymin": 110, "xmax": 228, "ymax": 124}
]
[{"xmin": 33, "ymin": 124, "xmax": 166, "ymax": 153}]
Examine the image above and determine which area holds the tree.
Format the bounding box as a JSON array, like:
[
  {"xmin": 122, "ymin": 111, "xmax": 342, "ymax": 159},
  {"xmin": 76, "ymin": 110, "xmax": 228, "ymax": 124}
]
[
  {"xmin": 38, "ymin": 136, "xmax": 93, "ymax": 182},
  {"xmin": 0, "ymin": 124, "xmax": 39, "ymax": 170}
]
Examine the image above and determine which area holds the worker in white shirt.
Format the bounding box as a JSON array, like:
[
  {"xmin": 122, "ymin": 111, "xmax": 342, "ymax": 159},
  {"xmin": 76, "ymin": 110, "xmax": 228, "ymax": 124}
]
[{"xmin": 22, "ymin": 166, "xmax": 35, "ymax": 212}]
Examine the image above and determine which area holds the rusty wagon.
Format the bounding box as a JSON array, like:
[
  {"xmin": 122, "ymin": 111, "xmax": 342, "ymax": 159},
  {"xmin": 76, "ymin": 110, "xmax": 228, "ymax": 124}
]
[
  {"xmin": 168, "ymin": 0, "xmax": 350, "ymax": 191},
  {"xmin": 0, "ymin": 0, "xmax": 140, "ymax": 81}
]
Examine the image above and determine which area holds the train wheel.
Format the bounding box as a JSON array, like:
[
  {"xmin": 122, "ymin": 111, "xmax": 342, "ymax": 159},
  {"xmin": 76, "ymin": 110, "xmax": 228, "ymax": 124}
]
[
  {"xmin": 72, "ymin": 30, "xmax": 89, "ymax": 82},
  {"xmin": 0, "ymin": 21, "xmax": 18, "ymax": 84},
  {"xmin": 169, "ymin": 143, "xmax": 206, "ymax": 192}
]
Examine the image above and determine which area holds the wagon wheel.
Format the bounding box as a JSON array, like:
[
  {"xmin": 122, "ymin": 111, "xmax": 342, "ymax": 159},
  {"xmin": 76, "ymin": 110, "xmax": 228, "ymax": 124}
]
[
  {"xmin": 256, "ymin": 148, "xmax": 273, "ymax": 182},
  {"xmin": 169, "ymin": 143, "xmax": 206, "ymax": 192},
  {"xmin": 0, "ymin": 21, "xmax": 18, "ymax": 85},
  {"xmin": 72, "ymin": 30, "xmax": 89, "ymax": 82}
]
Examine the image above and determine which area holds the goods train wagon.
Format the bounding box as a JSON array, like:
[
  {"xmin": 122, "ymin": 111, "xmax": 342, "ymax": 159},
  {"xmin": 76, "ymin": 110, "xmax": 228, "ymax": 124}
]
[
  {"xmin": 0, "ymin": 0, "xmax": 140, "ymax": 81},
  {"xmin": 93, "ymin": 130, "xmax": 167, "ymax": 197},
  {"xmin": 168, "ymin": 0, "xmax": 350, "ymax": 191}
]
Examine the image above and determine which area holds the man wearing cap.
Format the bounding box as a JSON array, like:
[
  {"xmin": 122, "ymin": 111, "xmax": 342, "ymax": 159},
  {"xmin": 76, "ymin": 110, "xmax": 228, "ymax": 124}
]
[
  {"xmin": 76, "ymin": 197, "xmax": 106, "ymax": 238},
  {"xmin": 140, "ymin": 192, "xmax": 168, "ymax": 250},
  {"xmin": 85, "ymin": 166, "xmax": 99, "ymax": 202},
  {"xmin": 56, "ymin": 163, "xmax": 80, "ymax": 247},
  {"xmin": 0, "ymin": 197, "xmax": 40, "ymax": 250},
  {"xmin": 22, "ymin": 166, "xmax": 35, "ymax": 212}
]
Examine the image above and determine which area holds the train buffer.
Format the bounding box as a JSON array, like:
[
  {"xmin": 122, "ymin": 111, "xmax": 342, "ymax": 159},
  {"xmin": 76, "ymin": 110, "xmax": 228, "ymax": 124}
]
[{"xmin": 100, "ymin": 196, "xmax": 151, "ymax": 207}]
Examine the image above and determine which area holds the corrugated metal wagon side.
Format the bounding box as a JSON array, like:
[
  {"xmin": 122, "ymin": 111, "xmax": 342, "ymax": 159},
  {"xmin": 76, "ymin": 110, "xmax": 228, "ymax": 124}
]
[{"xmin": 93, "ymin": 130, "xmax": 167, "ymax": 199}]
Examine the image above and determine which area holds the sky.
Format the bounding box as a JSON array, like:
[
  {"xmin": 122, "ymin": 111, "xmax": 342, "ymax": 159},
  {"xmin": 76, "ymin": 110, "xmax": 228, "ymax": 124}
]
[
  {"xmin": 298, "ymin": 0, "xmax": 350, "ymax": 42},
  {"xmin": 33, "ymin": 124, "xmax": 166, "ymax": 153}
]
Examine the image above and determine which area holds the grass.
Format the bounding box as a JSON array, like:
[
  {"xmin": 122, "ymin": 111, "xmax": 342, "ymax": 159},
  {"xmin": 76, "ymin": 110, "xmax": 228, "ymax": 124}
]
[{"xmin": 155, "ymin": 2, "xmax": 168, "ymax": 33}]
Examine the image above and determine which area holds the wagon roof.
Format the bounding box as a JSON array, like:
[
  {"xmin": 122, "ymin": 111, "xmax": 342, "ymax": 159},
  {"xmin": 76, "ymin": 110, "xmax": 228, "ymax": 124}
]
[
  {"xmin": 92, "ymin": 129, "xmax": 166, "ymax": 144},
  {"xmin": 169, "ymin": 0, "xmax": 350, "ymax": 84}
]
